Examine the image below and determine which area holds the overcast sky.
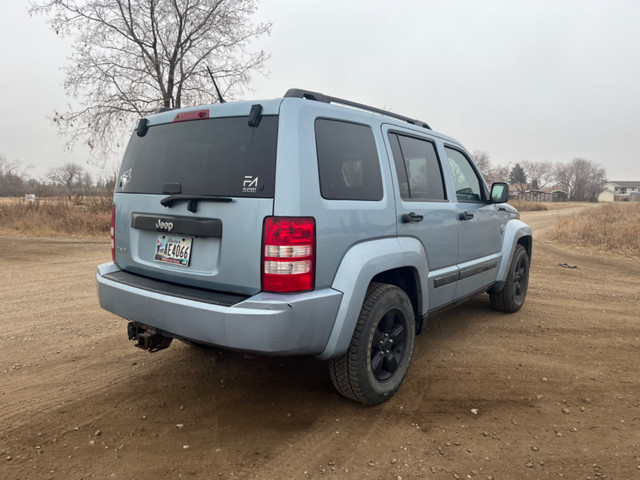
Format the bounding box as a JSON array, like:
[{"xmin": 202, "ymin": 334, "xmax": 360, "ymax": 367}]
[{"xmin": 1, "ymin": 0, "xmax": 639, "ymax": 182}]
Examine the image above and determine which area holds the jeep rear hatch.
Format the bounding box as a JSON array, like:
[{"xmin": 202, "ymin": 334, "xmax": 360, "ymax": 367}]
[{"xmin": 113, "ymin": 112, "xmax": 278, "ymax": 296}]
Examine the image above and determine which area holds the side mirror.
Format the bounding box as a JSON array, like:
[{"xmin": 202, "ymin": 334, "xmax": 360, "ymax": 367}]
[{"xmin": 490, "ymin": 182, "xmax": 509, "ymax": 203}]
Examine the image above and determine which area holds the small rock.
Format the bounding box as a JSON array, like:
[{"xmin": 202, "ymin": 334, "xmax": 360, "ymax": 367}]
[
  {"xmin": 531, "ymin": 446, "xmax": 539, "ymax": 452},
  {"xmin": 6, "ymin": 456, "xmax": 11, "ymax": 461},
  {"xmin": 94, "ymin": 430, "xmax": 102, "ymax": 437},
  {"xmin": 391, "ymin": 458, "xmax": 398, "ymax": 464},
  {"xmin": 525, "ymin": 461, "xmax": 534, "ymax": 468},
  {"xmin": 142, "ymin": 415, "xmax": 147, "ymax": 420},
  {"xmin": 562, "ymin": 408, "xmax": 570, "ymax": 414},
  {"xmin": 176, "ymin": 424, "xmax": 185, "ymax": 429},
  {"xmin": 367, "ymin": 461, "xmax": 375, "ymax": 467},
  {"xmin": 183, "ymin": 445, "xmax": 190, "ymax": 450},
  {"xmin": 89, "ymin": 440, "xmax": 95, "ymax": 445},
  {"xmin": 470, "ymin": 408, "xmax": 479, "ymax": 415}
]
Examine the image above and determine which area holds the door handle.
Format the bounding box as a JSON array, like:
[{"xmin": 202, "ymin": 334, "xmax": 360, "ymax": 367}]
[
  {"xmin": 401, "ymin": 212, "xmax": 424, "ymax": 223},
  {"xmin": 459, "ymin": 211, "xmax": 474, "ymax": 221}
]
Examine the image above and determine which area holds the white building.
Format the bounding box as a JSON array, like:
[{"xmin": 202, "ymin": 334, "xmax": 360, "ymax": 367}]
[{"xmin": 598, "ymin": 181, "xmax": 640, "ymax": 202}]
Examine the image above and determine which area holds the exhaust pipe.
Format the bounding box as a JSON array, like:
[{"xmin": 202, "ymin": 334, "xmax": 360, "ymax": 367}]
[{"xmin": 128, "ymin": 322, "xmax": 173, "ymax": 352}]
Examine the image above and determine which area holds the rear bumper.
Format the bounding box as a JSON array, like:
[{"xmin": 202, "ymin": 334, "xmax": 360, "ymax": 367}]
[{"xmin": 96, "ymin": 262, "xmax": 342, "ymax": 356}]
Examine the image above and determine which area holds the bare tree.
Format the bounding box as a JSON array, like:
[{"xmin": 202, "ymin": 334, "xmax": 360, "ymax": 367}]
[
  {"xmin": 96, "ymin": 161, "xmax": 120, "ymax": 194},
  {"xmin": 470, "ymin": 150, "xmax": 509, "ymax": 185},
  {"xmin": 555, "ymin": 158, "xmax": 607, "ymax": 202},
  {"xmin": 522, "ymin": 160, "xmax": 555, "ymax": 190},
  {"xmin": 485, "ymin": 163, "xmax": 510, "ymax": 185},
  {"xmin": 30, "ymin": 0, "xmax": 271, "ymax": 159},
  {"xmin": 47, "ymin": 162, "xmax": 90, "ymax": 198},
  {"xmin": 471, "ymin": 150, "xmax": 491, "ymax": 177},
  {"xmin": 0, "ymin": 154, "xmax": 29, "ymax": 197}
]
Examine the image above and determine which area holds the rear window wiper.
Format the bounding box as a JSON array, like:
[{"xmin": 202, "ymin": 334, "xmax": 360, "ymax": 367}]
[{"xmin": 161, "ymin": 194, "xmax": 233, "ymax": 213}]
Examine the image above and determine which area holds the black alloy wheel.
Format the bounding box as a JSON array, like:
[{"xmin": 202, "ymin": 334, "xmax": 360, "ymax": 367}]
[
  {"xmin": 489, "ymin": 244, "xmax": 530, "ymax": 313},
  {"xmin": 371, "ymin": 308, "xmax": 408, "ymax": 382},
  {"xmin": 329, "ymin": 283, "xmax": 416, "ymax": 405},
  {"xmin": 513, "ymin": 251, "xmax": 529, "ymax": 303}
]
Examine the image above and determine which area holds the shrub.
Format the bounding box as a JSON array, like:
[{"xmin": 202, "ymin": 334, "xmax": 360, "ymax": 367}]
[
  {"xmin": 0, "ymin": 197, "xmax": 111, "ymax": 237},
  {"xmin": 508, "ymin": 199, "xmax": 548, "ymax": 211},
  {"xmin": 550, "ymin": 203, "xmax": 640, "ymax": 258}
]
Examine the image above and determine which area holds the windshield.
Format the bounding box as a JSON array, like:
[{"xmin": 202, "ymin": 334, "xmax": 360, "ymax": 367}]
[{"xmin": 117, "ymin": 115, "xmax": 278, "ymax": 198}]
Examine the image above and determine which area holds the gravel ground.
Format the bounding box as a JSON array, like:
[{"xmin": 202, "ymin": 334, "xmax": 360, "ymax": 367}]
[{"xmin": 1, "ymin": 205, "xmax": 639, "ymax": 479}]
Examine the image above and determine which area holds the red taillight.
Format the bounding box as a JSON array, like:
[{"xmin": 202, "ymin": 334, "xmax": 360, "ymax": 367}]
[
  {"xmin": 111, "ymin": 206, "xmax": 116, "ymax": 262},
  {"xmin": 173, "ymin": 109, "xmax": 209, "ymax": 122},
  {"xmin": 262, "ymin": 217, "xmax": 315, "ymax": 293}
]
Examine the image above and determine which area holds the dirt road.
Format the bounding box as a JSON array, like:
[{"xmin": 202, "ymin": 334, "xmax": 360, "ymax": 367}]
[{"xmin": 2, "ymin": 205, "xmax": 639, "ymax": 480}]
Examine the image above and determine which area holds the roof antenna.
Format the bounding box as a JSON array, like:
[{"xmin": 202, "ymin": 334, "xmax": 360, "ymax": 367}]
[{"xmin": 206, "ymin": 66, "xmax": 226, "ymax": 104}]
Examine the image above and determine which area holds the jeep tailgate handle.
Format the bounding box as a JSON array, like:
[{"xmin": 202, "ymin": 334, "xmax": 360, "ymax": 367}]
[
  {"xmin": 401, "ymin": 212, "xmax": 424, "ymax": 223},
  {"xmin": 459, "ymin": 211, "xmax": 474, "ymax": 221}
]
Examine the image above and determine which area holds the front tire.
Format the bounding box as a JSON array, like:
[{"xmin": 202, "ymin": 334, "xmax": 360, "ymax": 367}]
[
  {"xmin": 490, "ymin": 244, "xmax": 530, "ymax": 312},
  {"xmin": 329, "ymin": 283, "xmax": 415, "ymax": 405}
]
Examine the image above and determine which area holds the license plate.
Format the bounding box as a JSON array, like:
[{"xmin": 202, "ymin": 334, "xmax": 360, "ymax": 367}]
[{"xmin": 154, "ymin": 235, "xmax": 193, "ymax": 267}]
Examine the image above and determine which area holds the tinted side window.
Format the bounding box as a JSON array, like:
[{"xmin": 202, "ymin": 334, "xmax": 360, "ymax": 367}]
[
  {"xmin": 388, "ymin": 133, "xmax": 446, "ymax": 201},
  {"xmin": 445, "ymin": 147, "xmax": 484, "ymax": 202},
  {"xmin": 315, "ymin": 119, "xmax": 383, "ymax": 201}
]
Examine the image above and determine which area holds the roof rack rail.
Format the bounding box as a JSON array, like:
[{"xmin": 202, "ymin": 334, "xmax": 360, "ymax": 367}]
[{"xmin": 284, "ymin": 88, "xmax": 431, "ymax": 130}]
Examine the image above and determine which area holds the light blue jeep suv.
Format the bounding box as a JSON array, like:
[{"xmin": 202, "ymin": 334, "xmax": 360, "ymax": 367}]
[{"xmin": 97, "ymin": 89, "xmax": 532, "ymax": 405}]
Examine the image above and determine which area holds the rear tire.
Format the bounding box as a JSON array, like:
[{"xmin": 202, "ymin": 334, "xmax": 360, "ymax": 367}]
[
  {"xmin": 490, "ymin": 244, "xmax": 530, "ymax": 313},
  {"xmin": 329, "ymin": 283, "xmax": 415, "ymax": 405}
]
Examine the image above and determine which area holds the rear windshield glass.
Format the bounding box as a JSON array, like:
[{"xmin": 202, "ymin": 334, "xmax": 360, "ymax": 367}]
[{"xmin": 117, "ymin": 115, "xmax": 277, "ymax": 198}]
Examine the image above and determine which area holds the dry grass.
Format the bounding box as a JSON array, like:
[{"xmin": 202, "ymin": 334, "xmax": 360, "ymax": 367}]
[
  {"xmin": 550, "ymin": 202, "xmax": 640, "ymax": 258},
  {"xmin": 0, "ymin": 197, "xmax": 112, "ymax": 237},
  {"xmin": 508, "ymin": 199, "xmax": 549, "ymax": 211}
]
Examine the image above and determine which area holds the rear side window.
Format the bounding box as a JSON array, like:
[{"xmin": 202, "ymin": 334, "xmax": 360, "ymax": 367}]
[
  {"xmin": 315, "ymin": 119, "xmax": 383, "ymax": 201},
  {"xmin": 117, "ymin": 116, "xmax": 278, "ymax": 198},
  {"xmin": 388, "ymin": 133, "xmax": 446, "ymax": 201}
]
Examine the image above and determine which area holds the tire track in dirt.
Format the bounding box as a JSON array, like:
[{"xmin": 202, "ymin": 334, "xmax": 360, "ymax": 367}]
[{"xmin": 2, "ymin": 205, "xmax": 640, "ymax": 479}]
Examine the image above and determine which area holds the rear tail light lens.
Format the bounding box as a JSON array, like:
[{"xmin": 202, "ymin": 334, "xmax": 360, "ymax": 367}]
[
  {"xmin": 110, "ymin": 206, "xmax": 116, "ymax": 262},
  {"xmin": 262, "ymin": 217, "xmax": 315, "ymax": 293}
]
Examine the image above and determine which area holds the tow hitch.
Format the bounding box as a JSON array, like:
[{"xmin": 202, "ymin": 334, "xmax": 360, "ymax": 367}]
[{"xmin": 127, "ymin": 322, "xmax": 173, "ymax": 352}]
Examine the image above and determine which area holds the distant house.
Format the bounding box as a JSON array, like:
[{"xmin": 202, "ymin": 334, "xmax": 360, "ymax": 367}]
[
  {"xmin": 509, "ymin": 184, "xmax": 568, "ymax": 202},
  {"xmin": 598, "ymin": 181, "xmax": 640, "ymax": 202}
]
